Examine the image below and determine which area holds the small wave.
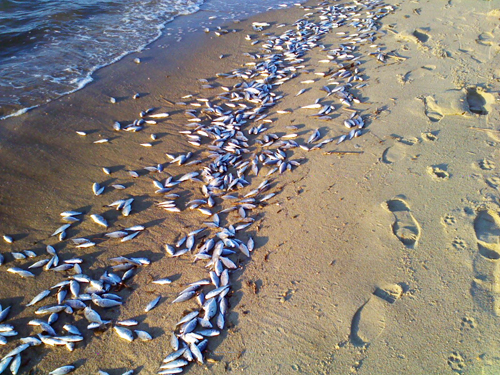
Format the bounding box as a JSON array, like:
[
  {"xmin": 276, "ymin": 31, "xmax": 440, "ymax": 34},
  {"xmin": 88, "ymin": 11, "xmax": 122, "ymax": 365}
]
[{"xmin": 0, "ymin": 0, "xmax": 204, "ymax": 120}]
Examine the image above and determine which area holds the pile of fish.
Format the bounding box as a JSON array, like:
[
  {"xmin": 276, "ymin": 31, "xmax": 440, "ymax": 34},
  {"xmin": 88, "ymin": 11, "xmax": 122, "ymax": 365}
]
[{"xmin": 0, "ymin": 0, "xmax": 394, "ymax": 373}]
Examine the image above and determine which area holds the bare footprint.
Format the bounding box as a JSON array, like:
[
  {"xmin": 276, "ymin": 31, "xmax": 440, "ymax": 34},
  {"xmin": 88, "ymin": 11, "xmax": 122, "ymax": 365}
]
[
  {"xmin": 466, "ymin": 87, "xmax": 495, "ymax": 115},
  {"xmin": 350, "ymin": 284, "xmax": 402, "ymax": 346},
  {"xmin": 422, "ymin": 90, "xmax": 471, "ymax": 122},
  {"xmin": 384, "ymin": 198, "xmax": 421, "ymax": 248},
  {"xmin": 427, "ymin": 165, "xmax": 450, "ymax": 180},
  {"xmin": 485, "ymin": 175, "xmax": 500, "ymax": 190},
  {"xmin": 382, "ymin": 143, "xmax": 406, "ymax": 164},
  {"xmin": 476, "ymin": 32, "xmax": 494, "ymax": 47},
  {"xmin": 421, "ymin": 131, "xmax": 438, "ymax": 141},
  {"xmin": 471, "ymin": 209, "xmax": 500, "ymax": 315},
  {"xmin": 413, "ymin": 28, "xmax": 430, "ymax": 43}
]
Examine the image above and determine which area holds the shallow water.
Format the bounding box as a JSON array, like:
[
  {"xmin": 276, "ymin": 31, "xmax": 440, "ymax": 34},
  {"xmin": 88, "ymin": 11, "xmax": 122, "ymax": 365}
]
[{"xmin": 0, "ymin": 0, "xmax": 302, "ymax": 120}]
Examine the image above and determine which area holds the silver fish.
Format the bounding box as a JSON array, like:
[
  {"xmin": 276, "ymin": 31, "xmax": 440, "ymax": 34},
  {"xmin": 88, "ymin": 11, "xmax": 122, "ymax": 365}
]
[
  {"xmin": 160, "ymin": 359, "xmax": 188, "ymax": 369},
  {"xmin": 0, "ymin": 357, "xmax": 12, "ymax": 373},
  {"xmin": 135, "ymin": 330, "xmax": 152, "ymax": 341},
  {"xmin": 27, "ymin": 290, "xmax": 51, "ymax": 306},
  {"xmin": 9, "ymin": 353, "xmax": 20, "ymax": 375},
  {"xmin": 84, "ymin": 306, "xmax": 102, "ymax": 324},
  {"xmin": 121, "ymin": 232, "xmax": 140, "ymax": 242},
  {"xmin": 117, "ymin": 320, "xmax": 138, "ymax": 327},
  {"xmin": 51, "ymin": 224, "xmax": 71, "ymax": 237},
  {"xmin": 49, "ymin": 365, "xmax": 75, "ymax": 375},
  {"xmin": 3, "ymin": 343, "xmax": 29, "ymax": 358},
  {"xmin": 92, "ymin": 182, "xmax": 104, "ymax": 196},
  {"xmin": 7, "ymin": 268, "xmax": 34, "ymax": 278},
  {"xmin": 114, "ymin": 326, "xmax": 134, "ymax": 342},
  {"xmin": 172, "ymin": 291, "xmax": 196, "ymax": 304},
  {"xmin": 90, "ymin": 214, "xmax": 108, "ymax": 228},
  {"xmin": 145, "ymin": 296, "xmax": 161, "ymax": 312}
]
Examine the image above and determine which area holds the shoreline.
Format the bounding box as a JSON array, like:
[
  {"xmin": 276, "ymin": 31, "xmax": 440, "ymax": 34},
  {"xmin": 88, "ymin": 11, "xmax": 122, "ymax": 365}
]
[
  {"xmin": 0, "ymin": 0, "xmax": 304, "ymax": 121},
  {"xmin": 0, "ymin": 0, "xmax": 500, "ymax": 374}
]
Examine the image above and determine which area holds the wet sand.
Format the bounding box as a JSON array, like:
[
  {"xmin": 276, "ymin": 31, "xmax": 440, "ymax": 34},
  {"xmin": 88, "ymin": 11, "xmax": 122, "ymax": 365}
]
[{"xmin": 1, "ymin": 0, "xmax": 500, "ymax": 374}]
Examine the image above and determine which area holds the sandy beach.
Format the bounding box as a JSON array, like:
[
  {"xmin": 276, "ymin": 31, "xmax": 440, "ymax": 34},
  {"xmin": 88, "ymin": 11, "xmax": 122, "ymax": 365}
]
[{"xmin": 0, "ymin": 0, "xmax": 500, "ymax": 374}]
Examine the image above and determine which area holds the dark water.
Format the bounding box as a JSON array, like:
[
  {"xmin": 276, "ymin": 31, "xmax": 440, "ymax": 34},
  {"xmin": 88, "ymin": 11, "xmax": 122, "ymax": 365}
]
[
  {"xmin": 0, "ymin": 0, "xmax": 204, "ymax": 119},
  {"xmin": 0, "ymin": 0, "xmax": 303, "ymax": 120}
]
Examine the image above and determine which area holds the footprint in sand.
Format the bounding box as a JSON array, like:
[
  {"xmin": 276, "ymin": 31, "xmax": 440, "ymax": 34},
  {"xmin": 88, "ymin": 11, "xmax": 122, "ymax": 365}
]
[
  {"xmin": 382, "ymin": 137, "xmax": 419, "ymax": 164},
  {"xmin": 442, "ymin": 214, "xmax": 457, "ymax": 226},
  {"xmin": 382, "ymin": 143, "xmax": 406, "ymax": 164},
  {"xmin": 485, "ymin": 175, "xmax": 500, "ymax": 190},
  {"xmin": 427, "ymin": 165, "xmax": 450, "ymax": 180},
  {"xmin": 413, "ymin": 28, "xmax": 430, "ymax": 43},
  {"xmin": 384, "ymin": 198, "xmax": 421, "ymax": 248},
  {"xmin": 452, "ymin": 237, "xmax": 467, "ymax": 251},
  {"xmin": 476, "ymin": 31, "xmax": 495, "ymax": 47},
  {"xmin": 421, "ymin": 131, "xmax": 438, "ymax": 142},
  {"xmin": 460, "ymin": 316, "xmax": 476, "ymax": 332},
  {"xmin": 422, "ymin": 89, "xmax": 471, "ymax": 122},
  {"xmin": 466, "ymin": 87, "xmax": 495, "ymax": 116},
  {"xmin": 478, "ymin": 158, "xmax": 495, "ymax": 171},
  {"xmin": 350, "ymin": 284, "xmax": 403, "ymax": 346},
  {"xmin": 471, "ymin": 209, "xmax": 500, "ymax": 315},
  {"xmin": 447, "ymin": 351, "xmax": 466, "ymax": 373}
]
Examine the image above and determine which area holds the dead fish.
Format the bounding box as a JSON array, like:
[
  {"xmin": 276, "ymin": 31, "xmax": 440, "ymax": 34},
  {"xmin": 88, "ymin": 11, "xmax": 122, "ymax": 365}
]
[
  {"xmin": 172, "ymin": 291, "xmax": 196, "ymax": 304},
  {"xmin": 9, "ymin": 353, "xmax": 20, "ymax": 375},
  {"xmin": 301, "ymin": 103, "xmax": 322, "ymax": 109},
  {"xmin": 337, "ymin": 134, "xmax": 347, "ymax": 144},
  {"xmin": 105, "ymin": 231, "xmax": 128, "ymax": 238},
  {"xmin": 116, "ymin": 320, "xmax": 138, "ymax": 327},
  {"xmin": 35, "ymin": 305, "xmax": 66, "ymax": 315},
  {"xmin": 114, "ymin": 326, "xmax": 134, "ymax": 342},
  {"xmin": 92, "ymin": 183, "xmax": 105, "ymax": 196},
  {"xmin": 11, "ymin": 252, "xmax": 26, "ymax": 260},
  {"xmin": 295, "ymin": 88, "xmax": 307, "ymax": 97},
  {"xmin": 92, "ymin": 294, "xmax": 122, "ymax": 308},
  {"xmin": 307, "ymin": 129, "xmax": 320, "ymax": 144},
  {"xmin": 51, "ymin": 224, "xmax": 70, "ymax": 237},
  {"xmin": 49, "ymin": 365, "xmax": 75, "ymax": 375},
  {"xmin": 3, "ymin": 343, "xmax": 30, "ymax": 358},
  {"xmin": 148, "ymin": 113, "xmax": 170, "ymax": 119},
  {"xmin": 0, "ymin": 307, "xmax": 11, "ymax": 323},
  {"xmin": 90, "ymin": 214, "xmax": 108, "ymax": 228},
  {"xmin": 145, "ymin": 296, "xmax": 161, "ymax": 312},
  {"xmin": 160, "ymin": 359, "xmax": 188, "ymax": 369},
  {"xmin": 121, "ymin": 232, "xmax": 139, "ymax": 242},
  {"xmin": 84, "ymin": 306, "xmax": 103, "ymax": 324},
  {"xmin": 27, "ymin": 290, "xmax": 51, "ymax": 306},
  {"xmin": 7, "ymin": 268, "xmax": 34, "ymax": 278},
  {"xmin": 61, "ymin": 211, "xmax": 83, "ymax": 217},
  {"xmin": 135, "ymin": 330, "xmax": 152, "ymax": 341},
  {"xmin": 126, "ymin": 225, "xmax": 144, "ymax": 232},
  {"xmin": 0, "ymin": 357, "xmax": 12, "ymax": 373}
]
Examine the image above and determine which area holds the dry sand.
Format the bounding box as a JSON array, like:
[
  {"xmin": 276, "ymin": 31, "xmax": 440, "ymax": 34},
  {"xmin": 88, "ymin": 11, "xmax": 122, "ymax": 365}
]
[{"xmin": 0, "ymin": 0, "xmax": 500, "ymax": 374}]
